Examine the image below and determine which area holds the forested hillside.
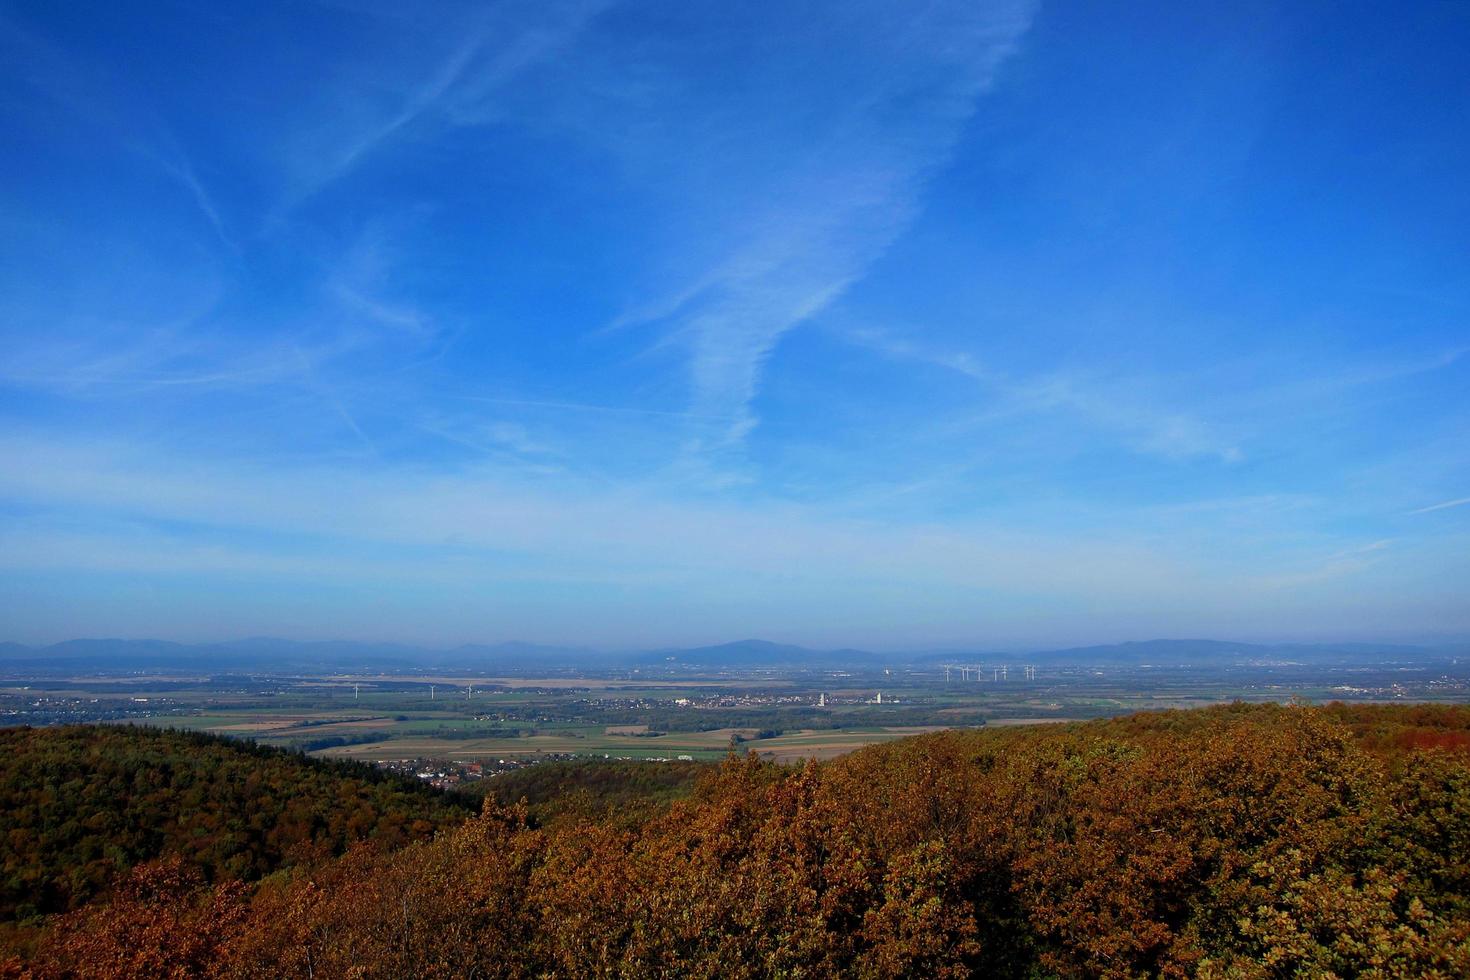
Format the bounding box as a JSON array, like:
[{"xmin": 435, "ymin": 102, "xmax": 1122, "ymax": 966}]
[
  {"xmin": 8, "ymin": 703, "xmax": 1470, "ymax": 978},
  {"xmin": 460, "ymin": 758, "xmax": 705, "ymax": 826},
  {"xmin": 0, "ymin": 725, "xmax": 472, "ymax": 921}
]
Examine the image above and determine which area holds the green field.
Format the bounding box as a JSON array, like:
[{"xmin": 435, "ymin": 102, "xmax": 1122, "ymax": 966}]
[{"xmin": 304, "ymin": 725, "xmax": 977, "ymax": 762}]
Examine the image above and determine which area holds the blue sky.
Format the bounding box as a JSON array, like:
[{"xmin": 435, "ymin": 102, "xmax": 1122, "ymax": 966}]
[{"xmin": 1, "ymin": 0, "xmax": 1467, "ymax": 649}]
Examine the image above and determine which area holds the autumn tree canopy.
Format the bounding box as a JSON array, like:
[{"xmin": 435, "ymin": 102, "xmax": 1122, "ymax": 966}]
[{"xmin": 7, "ymin": 703, "xmax": 1470, "ymax": 978}]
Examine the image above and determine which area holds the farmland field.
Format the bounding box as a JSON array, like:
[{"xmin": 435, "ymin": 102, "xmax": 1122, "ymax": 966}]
[{"xmin": 7, "ymin": 656, "xmax": 1470, "ymax": 772}]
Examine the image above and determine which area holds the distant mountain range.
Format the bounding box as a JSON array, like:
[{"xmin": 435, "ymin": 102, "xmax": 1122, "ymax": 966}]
[
  {"xmin": 1011, "ymin": 638, "xmax": 1456, "ymax": 666},
  {"xmin": 0, "ymin": 635, "xmax": 1464, "ymax": 674},
  {"xmin": 0, "ymin": 637, "xmax": 604, "ymax": 674}
]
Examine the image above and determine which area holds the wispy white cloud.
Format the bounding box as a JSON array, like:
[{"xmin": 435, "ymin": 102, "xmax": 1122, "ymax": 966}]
[
  {"xmin": 845, "ymin": 325, "xmax": 1245, "ymax": 463},
  {"xmin": 290, "ymin": 345, "xmax": 380, "ymax": 458},
  {"xmin": 1409, "ymin": 496, "xmax": 1470, "ymax": 515},
  {"xmin": 0, "ymin": 315, "xmax": 367, "ymax": 397},
  {"xmin": 1254, "ymin": 539, "xmax": 1395, "ymax": 589},
  {"xmin": 1010, "ymin": 372, "xmax": 1244, "ymax": 463},
  {"xmin": 4, "ymin": 428, "xmax": 1468, "ymax": 646},
  {"xmin": 577, "ymin": 1, "xmax": 1037, "ymax": 448},
  {"xmin": 279, "ymin": 0, "xmax": 611, "ymax": 209},
  {"xmin": 0, "ymin": 10, "xmax": 236, "ymax": 251},
  {"xmin": 0, "ymin": 432, "xmax": 1199, "ymax": 595},
  {"xmin": 453, "ymin": 395, "xmax": 732, "ymax": 424},
  {"xmin": 146, "ymin": 150, "xmax": 237, "ymax": 254},
  {"xmin": 323, "ymin": 225, "xmax": 438, "ymax": 339}
]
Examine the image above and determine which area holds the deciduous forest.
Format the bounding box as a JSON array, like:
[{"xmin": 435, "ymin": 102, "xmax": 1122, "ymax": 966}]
[
  {"xmin": 0, "ymin": 726, "xmax": 471, "ymax": 922},
  {"xmin": 5, "ymin": 702, "xmax": 1469, "ymax": 978}
]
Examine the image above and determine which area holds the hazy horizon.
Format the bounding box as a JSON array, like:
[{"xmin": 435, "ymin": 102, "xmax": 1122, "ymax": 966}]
[
  {"xmin": 6, "ymin": 631, "xmax": 1470, "ymax": 659},
  {"xmin": 2, "ymin": 1, "xmax": 1467, "ymax": 648}
]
